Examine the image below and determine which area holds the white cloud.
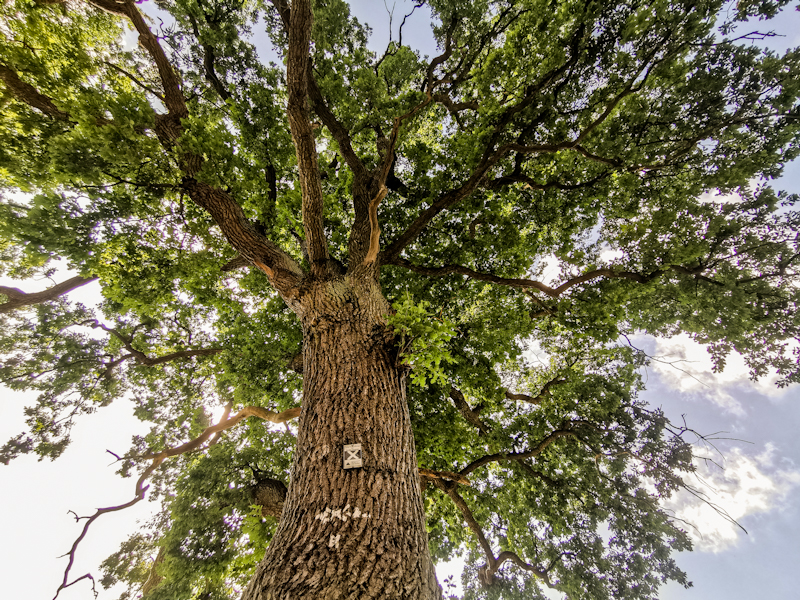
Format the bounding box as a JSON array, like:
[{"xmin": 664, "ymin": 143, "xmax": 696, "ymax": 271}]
[
  {"xmin": 649, "ymin": 334, "xmax": 791, "ymax": 415},
  {"xmin": 666, "ymin": 445, "xmax": 800, "ymax": 553}
]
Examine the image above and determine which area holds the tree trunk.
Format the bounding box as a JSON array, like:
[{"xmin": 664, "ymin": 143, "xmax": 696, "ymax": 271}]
[{"xmin": 242, "ymin": 276, "xmax": 442, "ymax": 600}]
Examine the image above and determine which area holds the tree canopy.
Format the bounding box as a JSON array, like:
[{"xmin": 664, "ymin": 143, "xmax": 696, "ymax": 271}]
[{"xmin": 1, "ymin": 0, "xmax": 799, "ymax": 599}]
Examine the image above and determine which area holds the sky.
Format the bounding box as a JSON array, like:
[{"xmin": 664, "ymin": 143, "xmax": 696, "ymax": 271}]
[{"xmin": 1, "ymin": 1, "xmax": 800, "ymax": 599}]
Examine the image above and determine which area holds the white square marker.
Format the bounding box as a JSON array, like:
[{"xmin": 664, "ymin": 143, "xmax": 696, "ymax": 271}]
[{"xmin": 343, "ymin": 444, "xmax": 363, "ymax": 469}]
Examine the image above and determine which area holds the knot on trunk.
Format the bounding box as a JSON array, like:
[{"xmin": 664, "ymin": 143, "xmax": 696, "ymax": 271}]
[{"xmin": 250, "ymin": 478, "xmax": 288, "ymax": 519}]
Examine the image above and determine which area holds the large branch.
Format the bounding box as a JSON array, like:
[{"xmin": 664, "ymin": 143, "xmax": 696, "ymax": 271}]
[
  {"xmin": 0, "ymin": 276, "xmax": 97, "ymax": 313},
  {"xmin": 284, "ymin": 0, "xmax": 329, "ymax": 271},
  {"xmin": 0, "ymin": 62, "xmax": 70, "ymax": 120},
  {"xmin": 84, "ymin": 0, "xmax": 304, "ymax": 294},
  {"xmin": 182, "ymin": 181, "xmax": 304, "ymax": 298}
]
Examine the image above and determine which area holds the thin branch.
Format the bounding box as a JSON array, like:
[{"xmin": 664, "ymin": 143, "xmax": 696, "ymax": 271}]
[
  {"xmin": 505, "ymin": 374, "xmax": 568, "ymax": 405},
  {"xmin": 460, "ymin": 429, "xmax": 576, "ymax": 477},
  {"xmin": 388, "ymin": 259, "xmax": 658, "ymax": 296},
  {"xmin": 136, "ymin": 405, "xmax": 302, "ymax": 461},
  {"xmin": 79, "ymin": 319, "xmax": 223, "ymax": 374},
  {"xmin": 102, "ymin": 60, "xmax": 164, "ymax": 101}
]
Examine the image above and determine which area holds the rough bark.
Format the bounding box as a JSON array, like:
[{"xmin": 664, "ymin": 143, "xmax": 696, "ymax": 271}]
[{"xmin": 242, "ymin": 277, "xmax": 442, "ymax": 600}]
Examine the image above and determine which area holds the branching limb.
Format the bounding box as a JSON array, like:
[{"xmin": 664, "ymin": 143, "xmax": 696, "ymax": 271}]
[
  {"xmin": 434, "ymin": 482, "xmax": 556, "ymax": 588},
  {"xmin": 460, "ymin": 429, "xmax": 576, "ymax": 477},
  {"xmin": 137, "ymin": 405, "xmax": 302, "ymax": 461},
  {"xmin": 383, "ymin": 29, "xmax": 675, "ymax": 260},
  {"xmin": 386, "ymin": 258, "xmax": 732, "ymax": 297},
  {"xmin": 85, "ymin": 0, "xmax": 304, "ymax": 295},
  {"xmin": 0, "ymin": 276, "xmax": 98, "ymax": 313},
  {"xmin": 79, "ymin": 319, "xmax": 222, "ymax": 374},
  {"xmin": 505, "ymin": 374, "xmax": 568, "ymax": 405}
]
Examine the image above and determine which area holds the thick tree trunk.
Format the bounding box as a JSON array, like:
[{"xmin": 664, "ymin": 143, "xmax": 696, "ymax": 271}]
[{"xmin": 242, "ymin": 276, "xmax": 442, "ymax": 600}]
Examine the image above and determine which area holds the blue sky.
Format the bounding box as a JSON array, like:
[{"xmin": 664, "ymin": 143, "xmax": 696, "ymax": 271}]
[{"xmin": 1, "ymin": 2, "xmax": 799, "ymax": 599}]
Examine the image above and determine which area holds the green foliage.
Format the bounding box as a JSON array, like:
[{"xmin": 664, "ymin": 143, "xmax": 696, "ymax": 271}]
[
  {"xmin": 386, "ymin": 292, "xmax": 457, "ymax": 386},
  {"xmin": 1, "ymin": 0, "xmax": 799, "ymax": 598}
]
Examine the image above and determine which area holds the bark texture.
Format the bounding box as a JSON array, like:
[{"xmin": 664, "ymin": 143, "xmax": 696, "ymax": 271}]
[{"xmin": 242, "ymin": 276, "xmax": 442, "ymax": 600}]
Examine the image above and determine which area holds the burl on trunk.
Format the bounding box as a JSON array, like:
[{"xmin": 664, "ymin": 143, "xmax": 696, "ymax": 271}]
[{"xmin": 242, "ymin": 276, "xmax": 442, "ymax": 600}]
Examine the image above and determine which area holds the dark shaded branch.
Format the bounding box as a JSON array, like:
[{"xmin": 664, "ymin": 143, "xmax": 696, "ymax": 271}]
[
  {"xmin": 306, "ymin": 74, "xmax": 370, "ymax": 184},
  {"xmin": 202, "ymin": 44, "xmax": 230, "ymax": 100},
  {"xmin": 0, "ymin": 62, "xmax": 70, "ymax": 120},
  {"xmin": 186, "ymin": 12, "xmax": 232, "ymax": 101},
  {"xmin": 450, "ymin": 387, "xmax": 490, "ymax": 434},
  {"xmin": 0, "ymin": 276, "xmax": 98, "ymax": 313},
  {"xmin": 505, "ymin": 375, "xmax": 567, "ymax": 405}
]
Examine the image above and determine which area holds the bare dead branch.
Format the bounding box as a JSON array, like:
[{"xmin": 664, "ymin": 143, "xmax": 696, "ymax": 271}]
[
  {"xmin": 0, "ymin": 276, "xmax": 98, "ymax": 313},
  {"xmin": 419, "ymin": 468, "xmax": 471, "ymax": 486},
  {"xmin": 54, "ymin": 402, "xmax": 301, "ymax": 597}
]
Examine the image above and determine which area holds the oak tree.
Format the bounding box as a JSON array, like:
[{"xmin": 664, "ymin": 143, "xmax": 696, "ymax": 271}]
[{"xmin": 1, "ymin": 0, "xmax": 799, "ymax": 598}]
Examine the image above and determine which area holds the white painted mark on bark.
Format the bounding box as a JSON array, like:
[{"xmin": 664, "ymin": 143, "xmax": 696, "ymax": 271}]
[
  {"xmin": 328, "ymin": 534, "xmax": 341, "ymax": 549},
  {"xmin": 315, "ymin": 504, "xmax": 371, "ymax": 524}
]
